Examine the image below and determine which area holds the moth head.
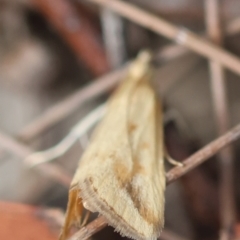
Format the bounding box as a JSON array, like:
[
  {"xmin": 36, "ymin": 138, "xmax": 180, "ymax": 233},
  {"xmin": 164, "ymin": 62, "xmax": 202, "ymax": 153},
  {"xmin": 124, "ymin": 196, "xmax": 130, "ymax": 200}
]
[{"xmin": 129, "ymin": 50, "xmax": 153, "ymax": 80}]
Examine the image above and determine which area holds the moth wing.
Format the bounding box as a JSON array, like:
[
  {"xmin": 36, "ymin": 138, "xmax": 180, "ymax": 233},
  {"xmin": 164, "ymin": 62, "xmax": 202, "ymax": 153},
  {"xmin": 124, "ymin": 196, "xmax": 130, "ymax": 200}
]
[
  {"xmin": 60, "ymin": 51, "xmax": 165, "ymax": 240},
  {"xmin": 73, "ymin": 67, "xmax": 165, "ymax": 240}
]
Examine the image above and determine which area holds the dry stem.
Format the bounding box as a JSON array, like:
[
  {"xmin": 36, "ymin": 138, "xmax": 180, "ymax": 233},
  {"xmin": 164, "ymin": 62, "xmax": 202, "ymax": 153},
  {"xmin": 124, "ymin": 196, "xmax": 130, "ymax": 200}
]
[
  {"xmin": 25, "ymin": 104, "xmax": 106, "ymax": 167},
  {"xmin": 204, "ymin": 0, "xmax": 236, "ymax": 239},
  {"xmin": 0, "ymin": 132, "xmax": 71, "ymax": 187}
]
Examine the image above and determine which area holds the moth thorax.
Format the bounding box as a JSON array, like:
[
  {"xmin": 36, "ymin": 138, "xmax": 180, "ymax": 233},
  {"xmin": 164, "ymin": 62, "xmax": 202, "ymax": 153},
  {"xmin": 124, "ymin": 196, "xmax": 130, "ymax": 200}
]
[{"xmin": 128, "ymin": 51, "xmax": 152, "ymax": 80}]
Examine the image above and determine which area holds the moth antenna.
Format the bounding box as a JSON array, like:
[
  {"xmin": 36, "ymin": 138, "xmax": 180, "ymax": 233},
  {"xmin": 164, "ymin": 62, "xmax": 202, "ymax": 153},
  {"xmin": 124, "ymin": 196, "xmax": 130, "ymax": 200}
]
[{"xmin": 164, "ymin": 147, "xmax": 184, "ymax": 167}]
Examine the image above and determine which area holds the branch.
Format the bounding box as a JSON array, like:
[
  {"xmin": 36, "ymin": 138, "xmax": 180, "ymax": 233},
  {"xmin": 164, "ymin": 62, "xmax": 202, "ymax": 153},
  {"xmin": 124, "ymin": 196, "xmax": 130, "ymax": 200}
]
[
  {"xmin": 68, "ymin": 215, "xmax": 107, "ymax": 240},
  {"xmin": 0, "ymin": 131, "xmax": 71, "ymax": 187},
  {"xmin": 101, "ymin": 8, "xmax": 126, "ymax": 68},
  {"xmin": 67, "ymin": 122, "xmax": 240, "ymax": 239},
  {"xmin": 85, "ymin": 0, "xmax": 240, "ymax": 76},
  {"xmin": 166, "ymin": 123, "xmax": 240, "ymax": 183},
  {"xmin": 204, "ymin": 0, "xmax": 236, "ymax": 239},
  {"xmin": 25, "ymin": 104, "xmax": 106, "ymax": 167}
]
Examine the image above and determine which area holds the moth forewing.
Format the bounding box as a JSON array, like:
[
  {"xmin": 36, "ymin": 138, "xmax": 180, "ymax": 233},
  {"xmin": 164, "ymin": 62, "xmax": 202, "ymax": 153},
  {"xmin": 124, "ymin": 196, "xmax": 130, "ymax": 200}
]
[{"xmin": 60, "ymin": 51, "xmax": 165, "ymax": 240}]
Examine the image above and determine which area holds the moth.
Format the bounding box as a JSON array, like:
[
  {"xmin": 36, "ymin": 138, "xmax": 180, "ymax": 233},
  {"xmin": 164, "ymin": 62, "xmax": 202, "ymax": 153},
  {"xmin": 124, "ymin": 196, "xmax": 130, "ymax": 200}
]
[{"xmin": 60, "ymin": 51, "xmax": 166, "ymax": 240}]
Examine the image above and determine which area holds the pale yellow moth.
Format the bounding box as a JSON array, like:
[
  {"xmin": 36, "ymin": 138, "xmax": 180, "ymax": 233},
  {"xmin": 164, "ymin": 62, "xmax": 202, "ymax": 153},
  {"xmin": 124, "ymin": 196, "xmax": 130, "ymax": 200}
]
[{"xmin": 60, "ymin": 51, "xmax": 165, "ymax": 240}]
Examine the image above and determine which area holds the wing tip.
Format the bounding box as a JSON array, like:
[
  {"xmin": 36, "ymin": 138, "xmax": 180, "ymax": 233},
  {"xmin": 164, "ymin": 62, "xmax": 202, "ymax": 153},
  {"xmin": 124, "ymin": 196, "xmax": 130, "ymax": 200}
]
[{"xmin": 79, "ymin": 178, "xmax": 163, "ymax": 240}]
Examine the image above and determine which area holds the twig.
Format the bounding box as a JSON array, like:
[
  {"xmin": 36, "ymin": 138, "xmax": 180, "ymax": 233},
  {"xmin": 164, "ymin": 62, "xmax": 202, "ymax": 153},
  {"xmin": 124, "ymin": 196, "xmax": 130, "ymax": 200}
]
[
  {"xmin": 166, "ymin": 123, "xmax": 240, "ymax": 183},
  {"xmin": 67, "ymin": 122, "xmax": 240, "ymax": 239},
  {"xmin": 17, "ymin": 66, "xmax": 128, "ymax": 143},
  {"xmin": 32, "ymin": 0, "xmax": 109, "ymax": 75},
  {"xmin": 85, "ymin": 0, "xmax": 240, "ymax": 76},
  {"xmin": 156, "ymin": 44, "xmax": 190, "ymax": 63},
  {"xmin": 0, "ymin": 131, "xmax": 71, "ymax": 187},
  {"xmin": 205, "ymin": 0, "xmax": 222, "ymax": 44},
  {"xmin": 204, "ymin": 1, "xmax": 236, "ymax": 239},
  {"xmin": 25, "ymin": 103, "xmax": 106, "ymax": 167},
  {"xmin": 153, "ymin": 16, "xmax": 240, "ymax": 65},
  {"xmin": 101, "ymin": 8, "xmax": 126, "ymax": 68},
  {"xmin": 68, "ymin": 215, "xmax": 107, "ymax": 240}
]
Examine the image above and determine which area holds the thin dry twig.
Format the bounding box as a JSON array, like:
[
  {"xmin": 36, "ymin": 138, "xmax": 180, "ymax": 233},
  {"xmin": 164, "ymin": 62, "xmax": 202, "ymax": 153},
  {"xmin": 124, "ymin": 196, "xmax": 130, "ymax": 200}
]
[
  {"xmin": 17, "ymin": 66, "xmax": 128, "ymax": 143},
  {"xmin": 67, "ymin": 122, "xmax": 240, "ymax": 240},
  {"xmin": 85, "ymin": 0, "xmax": 240, "ymax": 76},
  {"xmin": 204, "ymin": 1, "xmax": 236, "ymax": 239},
  {"xmin": 101, "ymin": 8, "xmax": 126, "ymax": 68},
  {"xmin": 151, "ymin": 16, "xmax": 240, "ymax": 65},
  {"xmin": 25, "ymin": 103, "xmax": 106, "ymax": 167},
  {"xmin": 0, "ymin": 131, "xmax": 71, "ymax": 187},
  {"xmin": 68, "ymin": 215, "xmax": 107, "ymax": 240}
]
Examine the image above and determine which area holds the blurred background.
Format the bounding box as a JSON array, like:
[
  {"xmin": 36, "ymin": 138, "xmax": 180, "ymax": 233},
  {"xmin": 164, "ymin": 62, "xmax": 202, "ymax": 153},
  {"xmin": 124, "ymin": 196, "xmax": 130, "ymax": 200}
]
[{"xmin": 1, "ymin": 0, "xmax": 240, "ymax": 239}]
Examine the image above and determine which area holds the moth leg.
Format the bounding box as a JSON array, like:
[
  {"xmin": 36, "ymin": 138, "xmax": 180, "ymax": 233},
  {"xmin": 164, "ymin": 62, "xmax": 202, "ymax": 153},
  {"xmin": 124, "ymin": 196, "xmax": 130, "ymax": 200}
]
[
  {"xmin": 164, "ymin": 147, "xmax": 183, "ymax": 167},
  {"xmin": 80, "ymin": 210, "xmax": 91, "ymax": 227},
  {"xmin": 59, "ymin": 187, "xmax": 84, "ymax": 240}
]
